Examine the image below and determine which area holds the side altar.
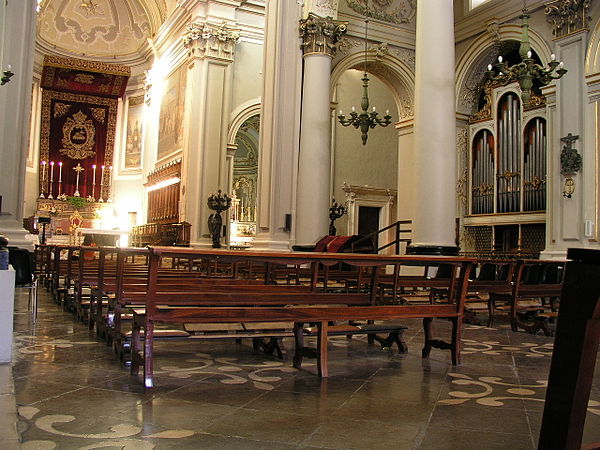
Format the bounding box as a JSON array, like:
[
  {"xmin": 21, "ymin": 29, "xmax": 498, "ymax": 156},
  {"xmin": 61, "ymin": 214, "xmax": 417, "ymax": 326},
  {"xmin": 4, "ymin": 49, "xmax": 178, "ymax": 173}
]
[{"xmin": 32, "ymin": 198, "xmax": 104, "ymax": 244}]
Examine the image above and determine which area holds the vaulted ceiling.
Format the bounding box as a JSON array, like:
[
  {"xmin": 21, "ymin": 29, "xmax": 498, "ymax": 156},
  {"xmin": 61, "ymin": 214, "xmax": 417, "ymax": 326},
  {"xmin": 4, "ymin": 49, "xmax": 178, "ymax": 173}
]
[{"xmin": 36, "ymin": 0, "xmax": 168, "ymax": 61}]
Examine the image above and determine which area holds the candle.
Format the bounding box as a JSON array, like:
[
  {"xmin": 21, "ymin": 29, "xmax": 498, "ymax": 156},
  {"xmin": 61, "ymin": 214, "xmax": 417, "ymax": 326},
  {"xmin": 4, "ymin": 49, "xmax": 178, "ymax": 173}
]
[
  {"xmin": 41, "ymin": 160, "xmax": 46, "ymax": 181},
  {"xmin": 100, "ymin": 165, "xmax": 105, "ymax": 186},
  {"xmin": 92, "ymin": 164, "xmax": 96, "ymax": 185},
  {"xmin": 58, "ymin": 161, "xmax": 63, "ymax": 183},
  {"xmin": 49, "ymin": 161, "xmax": 55, "ymax": 183}
]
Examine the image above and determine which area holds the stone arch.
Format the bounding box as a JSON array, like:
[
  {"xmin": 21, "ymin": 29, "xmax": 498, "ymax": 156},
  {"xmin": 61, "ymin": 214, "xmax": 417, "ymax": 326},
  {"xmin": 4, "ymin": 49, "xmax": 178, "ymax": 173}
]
[
  {"xmin": 331, "ymin": 49, "xmax": 415, "ymax": 119},
  {"xmin": 456, "ymin": 23, "xmax": 554, "ymax": 115},
  {"xmin": 585, "ymin": 15, "xmax": 600, "ymax": 76},
  {"xmin": 228, "ymin": 98, "xmax": 261, "ymax": 146}
]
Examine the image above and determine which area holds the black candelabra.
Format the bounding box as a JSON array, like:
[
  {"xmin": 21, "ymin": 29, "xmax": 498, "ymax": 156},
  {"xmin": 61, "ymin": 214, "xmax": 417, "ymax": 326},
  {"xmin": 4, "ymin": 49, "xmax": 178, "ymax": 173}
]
[
  {"xmin": 329, "ymin": 199, "xmax": 347, "ymax": 236},
  {"xmin": 207, "ymin": 190, "xmax": 232, "ymax": 248}
]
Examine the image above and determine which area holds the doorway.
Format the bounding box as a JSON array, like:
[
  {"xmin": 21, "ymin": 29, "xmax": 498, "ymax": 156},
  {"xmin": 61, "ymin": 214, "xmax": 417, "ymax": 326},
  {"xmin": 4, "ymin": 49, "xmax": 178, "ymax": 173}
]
[{"xmin": 358, "ymin": 206, "xmax": 380, "ymax": 250}]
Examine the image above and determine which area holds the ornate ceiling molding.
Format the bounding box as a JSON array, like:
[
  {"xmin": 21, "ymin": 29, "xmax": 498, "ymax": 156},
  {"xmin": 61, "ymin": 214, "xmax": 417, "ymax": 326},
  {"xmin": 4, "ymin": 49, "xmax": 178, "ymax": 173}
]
[{"xmin": 545, "ymin": 0, "xmax": 591, "ymax": 38}]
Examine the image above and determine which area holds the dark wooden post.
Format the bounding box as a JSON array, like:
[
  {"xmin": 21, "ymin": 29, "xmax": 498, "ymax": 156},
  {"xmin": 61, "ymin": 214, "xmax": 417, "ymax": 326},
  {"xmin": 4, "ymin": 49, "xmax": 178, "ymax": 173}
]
[{"xmin": 538, "ymin": 248, "xmax": 600, "ymax": 449}]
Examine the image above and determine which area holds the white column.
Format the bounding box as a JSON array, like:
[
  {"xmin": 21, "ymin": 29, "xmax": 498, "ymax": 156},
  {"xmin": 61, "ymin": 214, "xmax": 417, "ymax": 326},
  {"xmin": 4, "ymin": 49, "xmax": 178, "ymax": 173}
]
[
  {"xmin": 409, "ymin": 0, "xmax": 458, "ymax": 255},
  {"xmin": 0, "ymin": 0, "xmax": 36, "ymax": 249},
  {"xmin": 180, "ymin": 21, "xmax": 239, "ymax": 247},
  {"xmin": 0, "ymin": 269, "xmax": 15, "ymax": 363},
  {"xmin": 295, "ymin": 14, "xmax": 346, "ymax": 248},
  {"xmin": 252, "ymin": 0, "xmax": 303, "ymax": 251}
]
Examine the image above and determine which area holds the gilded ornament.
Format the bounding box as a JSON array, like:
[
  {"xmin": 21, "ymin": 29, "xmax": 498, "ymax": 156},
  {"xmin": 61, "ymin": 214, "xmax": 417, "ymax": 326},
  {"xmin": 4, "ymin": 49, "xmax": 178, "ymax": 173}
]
[
  {"xmin": 544, "ymin": 0, "xmax": 590, "ymax": 38},
  {"xmin": 59, "ymin": 110, "xmax": 97, "ymax": 160},
  {"xmin": 74, "ymin": 73, "xmax": 95, "ymax": 84}
]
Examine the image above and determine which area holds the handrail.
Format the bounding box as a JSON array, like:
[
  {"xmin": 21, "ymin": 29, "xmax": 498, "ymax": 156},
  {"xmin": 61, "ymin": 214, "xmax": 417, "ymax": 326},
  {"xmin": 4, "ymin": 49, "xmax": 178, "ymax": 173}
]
[{"xmin": 350, "ymin": 220, "xmax": 412, "ymax": 254}]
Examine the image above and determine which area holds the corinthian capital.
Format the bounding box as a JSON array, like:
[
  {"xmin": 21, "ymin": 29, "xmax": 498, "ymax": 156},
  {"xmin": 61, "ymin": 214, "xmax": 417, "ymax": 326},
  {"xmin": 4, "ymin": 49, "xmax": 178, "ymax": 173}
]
[
  {"xmin": 183, "ymin": 21, "xmax": 240, "ymax": 61},
  {"xmin": 545, "ymin": 0, "xmax": 591, "ymax": 38},
  {"xmin": 299, "ymin": 13, "xmax": 347, "ymax": 57}
]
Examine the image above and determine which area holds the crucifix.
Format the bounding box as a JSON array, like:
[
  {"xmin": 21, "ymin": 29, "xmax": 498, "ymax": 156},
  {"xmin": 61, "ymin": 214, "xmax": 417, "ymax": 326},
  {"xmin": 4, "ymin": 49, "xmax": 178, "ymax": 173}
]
[{"xmin": 73, "ymin": 163, "xmax": 84, "ymax": 197}]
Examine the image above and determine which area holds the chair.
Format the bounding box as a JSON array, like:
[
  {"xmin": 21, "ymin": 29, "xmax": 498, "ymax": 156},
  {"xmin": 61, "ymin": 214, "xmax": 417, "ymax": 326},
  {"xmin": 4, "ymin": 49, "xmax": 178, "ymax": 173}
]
[{"xmin": 8, "ymin": 247, "xmax": 38, "ymax": 320}]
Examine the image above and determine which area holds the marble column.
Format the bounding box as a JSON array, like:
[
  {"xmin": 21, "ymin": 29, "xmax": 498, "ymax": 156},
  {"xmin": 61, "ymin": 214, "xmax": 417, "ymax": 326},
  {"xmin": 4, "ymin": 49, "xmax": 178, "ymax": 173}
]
[
  {"xmin": 252, "ymin": 0, "xmax": 303, "ymax": 251},
  {"xmin": 295, "ymin": 14, "xmax": 346, "ymax": 248},
  {"xmin": 180, "ymin": 21, "xmax": 239, "ymax": 247},
  {"xmin": 408, "ymin": 1, "xmax": 458, "ymax": 255},
  {"xmin": 0, "ymin": 0, "xmax": 36, "ymax": 249}
]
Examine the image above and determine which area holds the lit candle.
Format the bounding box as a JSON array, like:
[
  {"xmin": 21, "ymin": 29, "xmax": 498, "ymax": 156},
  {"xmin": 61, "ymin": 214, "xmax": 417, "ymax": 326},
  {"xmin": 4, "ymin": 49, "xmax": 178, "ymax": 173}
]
[
  {"xmin": 526, "ymin": 50, "xmax": 532, "ymax": 59},
  {"xmin": 487, "ymin": 64, "xmax": 492, "ymax": 71},
  {"xmin": 58, "ymin": 161, "xmax": 63, "ymax": 183},
  {"xmin": 49, "ymin": 161, "xmax": 55, "ymax": 183},
  {"xmin": 551, "ymin": 54, "xmax": 556, "ymax": 61},
  {"xmin": 92, "ymin": 164, "xmax": 96, "ymax": 185},
  {"xmin": 351, "ymin": 106, "xmax": 356, "ymax": 112},
  {"xmin": 100, "ymin": 165, "xmax": 105, "ymax": 186},
  {"xmin": 498, "ymin": 56, "xmax": 503, "ymax": 63},
  {"xmin": 41, "ymin": 160, "xmax": 46, "ymax": 181},
  {"xmin": 372, "ymin": 106, "xmax": 376, "ymax": 112}
]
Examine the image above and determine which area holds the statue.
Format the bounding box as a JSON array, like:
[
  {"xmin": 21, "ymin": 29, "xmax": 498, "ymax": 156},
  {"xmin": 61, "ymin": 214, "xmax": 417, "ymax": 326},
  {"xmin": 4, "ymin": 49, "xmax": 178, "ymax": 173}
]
[{"xmin": 329, "ymin": 198, "xmax": 347, "ymax": 236}]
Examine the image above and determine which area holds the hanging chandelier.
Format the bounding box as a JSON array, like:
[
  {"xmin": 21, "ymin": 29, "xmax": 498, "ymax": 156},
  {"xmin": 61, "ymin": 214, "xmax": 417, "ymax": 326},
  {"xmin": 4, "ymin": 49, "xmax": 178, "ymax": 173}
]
[
  {"xmin": 484, "ymin": 3, "xmax": 567, "ymax": 105},
  {"xmin": 337, "ymin": 10, "xmax": 392, "ymax": 145}
]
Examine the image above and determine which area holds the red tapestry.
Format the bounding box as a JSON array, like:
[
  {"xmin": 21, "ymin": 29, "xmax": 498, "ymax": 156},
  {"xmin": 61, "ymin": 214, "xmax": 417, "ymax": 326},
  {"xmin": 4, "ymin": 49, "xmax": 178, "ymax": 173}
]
[
  {"xmin": 38, "ymin": 56, "xmax": 129, "ymax": 202},
  {"xmin": 39, "ymin": 90, "xmax": 118, "ymax": 201},
  {"xmin": 41, "ymin": 55, "xmax": 130, "ymax": 98}
]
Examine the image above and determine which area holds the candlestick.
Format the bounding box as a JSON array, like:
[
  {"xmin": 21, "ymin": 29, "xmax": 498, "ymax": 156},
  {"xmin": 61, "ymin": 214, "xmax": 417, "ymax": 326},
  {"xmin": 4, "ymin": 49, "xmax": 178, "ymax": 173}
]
[
  {"xmin": 40, "ymin": 160, "xmax": 46, "ymax": 198},
  {"xmin": 73, "ymin": 163, "xmax": 84, "ymax": 197},
  {"xmin": 58, "ymin": 161, "xmax": 63, "ymax": 183},
  {"xmin": 48, "ymin": 161, "xmax": 55, "ymax": 199},
  {"xmin": 99, "ymin": 165, "xmax": 105, "ymax": 202},
  {"xmin": 91, "ymin": 164, "xmax": 96, "ymax": 201},
  {"xmin": 107, "ymin": 165, "xmax": 113, "ymax": 202}
]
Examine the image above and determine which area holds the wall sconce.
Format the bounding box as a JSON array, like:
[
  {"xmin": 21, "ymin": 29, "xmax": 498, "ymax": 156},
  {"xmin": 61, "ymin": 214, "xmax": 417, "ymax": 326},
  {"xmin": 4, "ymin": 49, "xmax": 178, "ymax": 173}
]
[{"xmin": 1, "ymin": 65, "xmax": 14, "ymax": 86}]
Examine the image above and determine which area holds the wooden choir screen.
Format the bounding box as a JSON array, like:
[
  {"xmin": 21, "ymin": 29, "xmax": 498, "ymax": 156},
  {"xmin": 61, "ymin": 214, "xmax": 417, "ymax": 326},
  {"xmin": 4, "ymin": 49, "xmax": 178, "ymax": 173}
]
[{"xmin": 145, "ymin": 159, "xmax": 181, "ymax": 224}]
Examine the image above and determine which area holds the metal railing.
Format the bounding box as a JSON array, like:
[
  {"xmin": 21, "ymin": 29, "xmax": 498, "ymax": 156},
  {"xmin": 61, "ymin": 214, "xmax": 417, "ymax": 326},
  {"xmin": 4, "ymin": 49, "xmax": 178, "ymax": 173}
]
[{"xmin": 350, "ymin": 220, "xmax": 412, "ymax": 254}]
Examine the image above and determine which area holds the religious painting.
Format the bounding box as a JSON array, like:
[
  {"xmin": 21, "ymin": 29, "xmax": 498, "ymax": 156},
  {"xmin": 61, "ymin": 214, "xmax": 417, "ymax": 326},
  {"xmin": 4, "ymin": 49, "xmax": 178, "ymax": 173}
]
[
  {"xmin": 124, "ymin": 95, "xmax": 144, "ymax": 170},
  {"xmin": 157, "ymin": 65, "xmax": 187, "ymax": 160}
]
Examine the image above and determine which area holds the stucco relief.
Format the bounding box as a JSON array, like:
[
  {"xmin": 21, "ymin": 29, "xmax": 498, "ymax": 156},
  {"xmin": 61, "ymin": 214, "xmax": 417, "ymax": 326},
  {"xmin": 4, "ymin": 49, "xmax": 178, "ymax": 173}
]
[
  {"xmin": 344, "ymin": 0, "xmax": 415, "ymax": 24},
  {"xmin": 37, "ymin": 0, "xmax": 152, "ymax": 57}
]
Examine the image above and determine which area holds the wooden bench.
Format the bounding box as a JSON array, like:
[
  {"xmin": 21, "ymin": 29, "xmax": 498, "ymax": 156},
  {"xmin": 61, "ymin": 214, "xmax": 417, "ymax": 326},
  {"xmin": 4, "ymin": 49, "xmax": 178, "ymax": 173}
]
[
  {"xmin": 488, "ymin": 259, "xmax": 564, "ymax": 335},
  {"xmin": 128, "ymin": 247, "xmax": 474, "ymax": 388}
]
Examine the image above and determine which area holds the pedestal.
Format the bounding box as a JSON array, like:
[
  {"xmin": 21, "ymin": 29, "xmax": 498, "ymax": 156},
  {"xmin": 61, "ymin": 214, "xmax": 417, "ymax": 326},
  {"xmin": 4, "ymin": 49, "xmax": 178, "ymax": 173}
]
[{"xmin": 0, "ymin": 269, "xmax": 15, "ymax": 363}]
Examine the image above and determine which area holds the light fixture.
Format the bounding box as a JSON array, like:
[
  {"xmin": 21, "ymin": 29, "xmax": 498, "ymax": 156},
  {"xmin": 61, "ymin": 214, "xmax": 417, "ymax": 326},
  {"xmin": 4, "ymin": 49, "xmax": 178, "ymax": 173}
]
[
  {"xmin": 337, "ymin": 4, "xmax": 392, "ymax": 145},
  {"xmin": 485, "ymin": 2, "xmax": 567, "ymax": 105}
]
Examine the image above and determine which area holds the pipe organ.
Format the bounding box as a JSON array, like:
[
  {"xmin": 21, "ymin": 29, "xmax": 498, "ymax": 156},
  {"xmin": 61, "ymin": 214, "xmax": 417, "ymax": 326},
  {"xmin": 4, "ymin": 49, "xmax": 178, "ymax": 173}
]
[
  {"xmin": 465, "ymin": 85, "xmax": 547, "ymax": 257},
  {"xmin": 469, "ymin": 93, "xmax": 547, "ymax": 216}
]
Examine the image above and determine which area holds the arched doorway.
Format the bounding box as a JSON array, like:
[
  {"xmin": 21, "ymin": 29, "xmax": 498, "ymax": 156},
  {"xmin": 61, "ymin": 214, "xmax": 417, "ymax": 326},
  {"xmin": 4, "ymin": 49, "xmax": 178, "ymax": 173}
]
[{"xmin": 230, "ymin": 114, "xmax": 259, "ymax": 247}]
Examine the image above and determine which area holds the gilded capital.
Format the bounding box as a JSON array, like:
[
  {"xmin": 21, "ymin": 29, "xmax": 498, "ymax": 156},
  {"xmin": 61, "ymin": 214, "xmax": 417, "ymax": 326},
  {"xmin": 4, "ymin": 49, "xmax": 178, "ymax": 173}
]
[
  {"xmin": 299, "ymin": 13, "xmax": 347, "ymax": 57},
  {"xmin": 545, "ymin": 0, "xmax": 590, "ymax": 38},
  {"xmin": 183, "ymin": 21, "xmax": 240, "ymax": 61}
]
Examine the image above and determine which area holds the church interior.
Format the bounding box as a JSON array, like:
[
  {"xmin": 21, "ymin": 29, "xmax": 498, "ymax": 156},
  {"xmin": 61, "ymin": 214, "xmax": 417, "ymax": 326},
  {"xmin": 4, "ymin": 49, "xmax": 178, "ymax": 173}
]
[{"xmin": 1, "ymin": 0, "xmax": 600, "ymax": 448}]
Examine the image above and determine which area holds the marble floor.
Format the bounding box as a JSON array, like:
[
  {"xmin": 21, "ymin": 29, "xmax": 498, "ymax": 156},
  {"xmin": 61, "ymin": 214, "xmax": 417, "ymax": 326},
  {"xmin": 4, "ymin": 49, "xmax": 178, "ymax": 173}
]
[{"xmin": 5, "ymin": 288, "xmax": 600, "ymax": 449}]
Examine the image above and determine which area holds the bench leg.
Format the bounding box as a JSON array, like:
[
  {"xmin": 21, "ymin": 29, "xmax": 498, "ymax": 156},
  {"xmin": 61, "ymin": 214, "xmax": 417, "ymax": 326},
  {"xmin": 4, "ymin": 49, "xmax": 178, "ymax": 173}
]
[
  {"xmin": 451, "ymin": 316, "xmax": 462, "ymax": 366},
  {"xmin": 317, "ymin": 321, "xmax": 329, "ymax": 378},
  {"xmin": 130, "ymin": 318, "xmax": 142, "ymax": 376},
  {"xmin": 293, "ymin": 322, "xmax": 304, "ymax": 369},
  {"xmin": 369, "ymin": 332, "xmax": 408, "ymax": 353},
  {"xmin": 422, "ymin": 317, "xmax": 433, "ymax": 358},
  {"xmin": 143, "ymin": 321, "xmax": 155, "ymax": 389}
]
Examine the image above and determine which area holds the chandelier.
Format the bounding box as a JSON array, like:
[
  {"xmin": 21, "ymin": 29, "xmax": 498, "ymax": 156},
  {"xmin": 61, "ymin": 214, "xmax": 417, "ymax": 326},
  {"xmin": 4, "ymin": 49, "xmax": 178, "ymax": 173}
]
[
  {"xmin": 337, "ymin": 10, "xmax": 392, "ymax": 145},
  {"xmin": 485, "ymin": 4, "xmax": 567, "ymax": 105}
]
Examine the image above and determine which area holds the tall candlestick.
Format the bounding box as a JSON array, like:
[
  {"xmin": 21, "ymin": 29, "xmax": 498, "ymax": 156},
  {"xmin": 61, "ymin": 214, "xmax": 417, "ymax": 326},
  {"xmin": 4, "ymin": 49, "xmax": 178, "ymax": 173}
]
[
  {"xmin": 107, "ymin": 165, "xmax": 113, "ymax": 202},
  {"xmin": 48, "ymin": 161, "xmax": 55, "ymax": 199},
  {"xmin": 58, "ymin": 161, "xmax": 62, "ymax": 182},
  {"xmin": 40, "ymin": 160, "xmax": 47, "ymax": 198},
  {"xmin": 91, "ymin": 164, "xmax": 96, "ymax": 201},
  {"xmin": 73, "ymin": 163, "xmax": 84, "ymax": 197},
  {"xmin": 99, "ymin": 165, "xmax": 105, "ymax": 202}
]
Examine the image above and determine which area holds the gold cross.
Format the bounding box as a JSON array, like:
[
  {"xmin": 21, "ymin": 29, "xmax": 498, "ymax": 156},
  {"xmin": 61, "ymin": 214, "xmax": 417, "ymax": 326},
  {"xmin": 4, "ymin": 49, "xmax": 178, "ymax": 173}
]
[{"xmin": 73, "ymin": 163, "xmax": 85, "ymax": 173}]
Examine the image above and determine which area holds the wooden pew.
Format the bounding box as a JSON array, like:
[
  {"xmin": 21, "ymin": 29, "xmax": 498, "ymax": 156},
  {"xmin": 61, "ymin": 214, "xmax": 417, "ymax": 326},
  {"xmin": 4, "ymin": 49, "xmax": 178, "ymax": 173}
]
[
  {"xmin": 129, "ymin": 247, "xmax": 474, "ymax": 388},
  {"xmin": 488, "ymin": 259, "xmax": 565, "ymax": 334}
]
